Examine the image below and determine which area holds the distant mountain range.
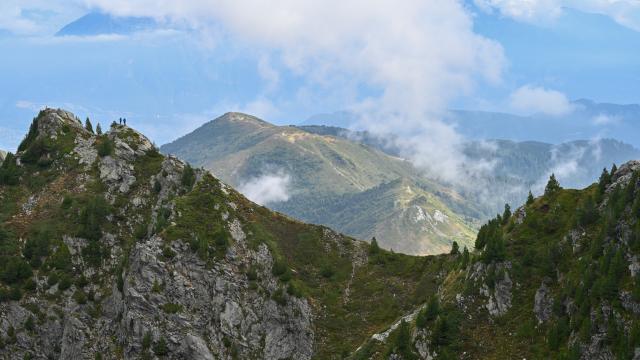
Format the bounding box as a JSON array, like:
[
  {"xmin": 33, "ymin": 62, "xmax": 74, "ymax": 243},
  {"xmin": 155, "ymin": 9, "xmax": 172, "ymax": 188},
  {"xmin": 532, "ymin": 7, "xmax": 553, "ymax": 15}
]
[
  {"xmin": 298, "ymin": 124, "xmax": 640, "ymax": 214},
  {"xmin": 161, "ymin": 113, "xmax": 479, "ymax": 255},
  {"xmin": 162, "ymin": 112, "xmax": 640, "ymax": 255},
  {"xmin": 302, "ymin": 99, "xmax": 640, "ymax": 149},
  {"xmin": 55, "ymin": 12, "xmax": 158, "ymax": 36}
]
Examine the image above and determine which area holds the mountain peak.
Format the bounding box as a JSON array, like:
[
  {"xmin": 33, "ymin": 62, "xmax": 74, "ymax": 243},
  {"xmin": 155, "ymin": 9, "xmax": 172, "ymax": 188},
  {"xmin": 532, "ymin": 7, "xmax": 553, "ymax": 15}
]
[{"xmin": 215, "ymin": 112, "xmax": 274, "ymax": 127}]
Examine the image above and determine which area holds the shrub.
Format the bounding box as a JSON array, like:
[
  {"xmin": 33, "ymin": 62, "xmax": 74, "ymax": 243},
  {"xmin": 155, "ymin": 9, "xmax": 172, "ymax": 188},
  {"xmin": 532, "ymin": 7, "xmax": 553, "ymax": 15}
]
[
  {"xmin": 153, "ymin": 337, "xmax": 169, "ymax": 356},
  {"xmin": 57, "ymin": 274, "xmax": 72, "ymax": 291},
  {"xmin": 96, "ymin": 137, "xmax": 114, "ymax": 157},
  {"xmin": 181, "ymin": 164, "xmax": 196, "ymax": 189},
  {"xmin": 73, "ymin": 290, "xmax": 87, "ymax": 304},
  {"xmin": 1, "ymin": 258, "xmax": 33, "ymax": 284},
  {"xmin": 161, "ymin": 303, "xmax": 182, "ymax": 314},
  {"xmin": 0, "ymin": 153, "xmax": 22, "ymax": 186}
]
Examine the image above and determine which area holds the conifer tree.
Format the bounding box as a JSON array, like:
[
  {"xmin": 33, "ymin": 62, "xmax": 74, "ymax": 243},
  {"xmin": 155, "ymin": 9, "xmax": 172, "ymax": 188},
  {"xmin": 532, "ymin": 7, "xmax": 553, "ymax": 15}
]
[
  {"xmin": 369, "ymin": 237, "xmax": 380, "ymax": 254},
  {"xmin": 96, "ymin": 123, "xmax": 102, "ymax": 135},
  {"xmin": 545, "ymin": 173, "xmax": 561, "ymax": 196},
  {"xmin": 85, "ymin": 117, "xmax": 94, "ymax": 133},
  {"xmin": 450, "ymin": 241, "xmax": 459, "ymax": 255},
  {"xmin": 502, "ymin": 203, "xmax": 511, "ymax": 224},
  {"xmin": 526, "ymin": 190, "xmax": 535, "ymax": 205}
]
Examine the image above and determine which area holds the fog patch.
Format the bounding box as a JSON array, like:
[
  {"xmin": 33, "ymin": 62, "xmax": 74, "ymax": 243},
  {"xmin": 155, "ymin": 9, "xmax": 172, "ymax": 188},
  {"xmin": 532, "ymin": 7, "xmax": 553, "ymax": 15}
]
[{"xmin": 239, "ymin": 171, "xmax": 291, "ymax": 206}]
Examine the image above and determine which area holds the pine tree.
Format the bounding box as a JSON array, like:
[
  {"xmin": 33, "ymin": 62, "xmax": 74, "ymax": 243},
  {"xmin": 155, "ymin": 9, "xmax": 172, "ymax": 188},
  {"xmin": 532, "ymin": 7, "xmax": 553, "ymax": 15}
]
[
  {"xmin": 96, "ymin": 123, "xmax": 102, "ymax": 135},
  {"xmin": 450, "ymin": 241, "xmax": 459, "ymax": 255},
  {"xmin": 461, "ymin": 246, "xmax": 470, "ymax": 268},
  {"xmin": 544, "ymin": 173, "xmax": 561, "ymax": 196},
  {"xmin": 502, "ymin": 203, "xmax": 511, "ymax": 224},
  {"xmin": 369, "ymin": 237, "xmax": 380, "ymax": 254},
  {"xmin": 610, "ymin": 163, "xmax": 618, "ymax": 176},
  {"xmin": 598, "ymin": 167, "xmax": 611, "ymax": 195},
  {"xmin": 85, "ymin": 117, "xmax": 94, "ymax": 133},
  {"xmin": 526, "ymin": 190, "xmax": 535, "ymax": 205}
]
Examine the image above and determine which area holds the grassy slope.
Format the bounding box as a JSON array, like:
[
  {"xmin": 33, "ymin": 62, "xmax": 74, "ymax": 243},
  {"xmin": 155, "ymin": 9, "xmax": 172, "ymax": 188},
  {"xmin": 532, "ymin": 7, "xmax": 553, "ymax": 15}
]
[
  {"xmin": 356, "ymin": 166, "xmax": 640, "ymax": 359},
  {"xmin": 161, "ymin": 112, "xmax": 479, "ymax": 255}
]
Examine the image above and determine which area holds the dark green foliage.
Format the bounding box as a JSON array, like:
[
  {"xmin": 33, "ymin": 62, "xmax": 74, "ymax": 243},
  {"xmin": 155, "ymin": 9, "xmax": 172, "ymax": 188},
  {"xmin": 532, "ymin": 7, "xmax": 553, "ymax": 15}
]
[
  {"xmin": 95, "ymin": 123, "xmax": 102, "ymax": 135},
  {"xmin": 416, "ymin": 296, "xmax": 439, "ymax": 328},
  {"xmin": 47, "ymin": 244, "xmax": 72, "ymax": 272},
  {"xmin": 526, "ymin": 190, "xmax": 535, "ymax": 205},
  {"xmin": 161, "ymin": 246, "xmax": 176, "ymax": 259},
  {"xmin": 431, "ymin": 314, "xmax": 453, "ymax": 347},
  {"xmin": 24, "ymin": 316, "xmax": 35, "ymax": 333},
  {"xmin": 545, "ymin": 173, "xmax": 561, "ymax": 196},
  {"xmin": 85, "ymin": 118, "xmax": 94, "ymax": 133},
  {"xmin": 476, "ymin": 217, "xmax": 506, "ymax": 263},
  {"xmin": 153, "ymin": 337, "xmax": 169, "ymax": 356},
  {"xmin": 272, "ymin": 259, "xmax": 291, "ymax": 282},
  {"xmin": 502, "ymin": 203, "xmax": 511, "ymax": 224},
  {"xmin": 161, "ymin": 303, "xmax": 182, "ymax": 314},
  {"xmin": 151, "ymin": 279, "xmax": 163, "ymax": 293},
  {"xmin": 460, "ymin": 246, "xmax": 470, "ymax": 269},
  {"xmin": 153, "ymin": 179, "xmax": 162, "ymax": 193},
  {"xmin": 576, "ymin": 195, "xmax": 598, "ymax": 227},
  {"xmin": 57, "ymin": 274, "xmax": 71, "ymax": 291},
  {"xmin": 548, "ymin": 317, "xmax": 570, "ymax": 351},
  {"xmin": 181, "ymin": 164, "xmax": 196, "ymax": 189},
  {"xmin": 142, "ymin": 331, "xmax": 152, "ymax": 350},
  {"xmin": 96, "ymin": 137, "xmax": 114, "ymax": 157},
  {"xmin": 369, "ymin": 237, "xmax": 380, "ymax": 254},
  {"xmin": 18, "ymin": 118, "xmax": 39, "ymax": 152},
  {"xmin": 386, "ymin": 321, "xmax": 417, "ymax": 360},
  {"xmin": 598, "ymin": 167, "xmax": 611, "ymax": 195},
  {"xmin": 20, "ymin": 137, "xmax": 54, "ymax": 166},
  {"xmin": 272, "ymin": 287, "xmax": 287, "ymax": 306},
  {"xmin": 23, "ymin": 227, "xmax": 52, "ymax": 268},
  {"xmin": 246, "ymin": 266, "xmax": 258, "ymax": 281},
  {"xmin": 450, "ymin": 241, "xmax": 459, "ymax": 255},
  {"xmin": 320, "ymin": 263, "xmax": 335, "ymax": 278},
  {"xmin": 0, "ymin": 153, "xmax": 22, "ymax": 185},
  {"xmin": 78, "ymin": 196, "xmax": 109, "ymax": 267},
  {"xmin": 73, "ymin": 290, "xmax": 87, "ymax": 304},
  {"xmin": 1, "ymin": 258, "xmax": 32, "ymax": 284}
]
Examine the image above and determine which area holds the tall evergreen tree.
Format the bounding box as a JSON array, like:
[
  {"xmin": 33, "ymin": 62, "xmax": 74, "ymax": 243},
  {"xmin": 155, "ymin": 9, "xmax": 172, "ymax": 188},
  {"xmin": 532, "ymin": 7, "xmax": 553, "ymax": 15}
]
[
  {"xmin": 85, "ymin": 117, "xmax": 94, "ymax": 133},
  {"xmin": 450, "ymin": 241, "xmax": 459, "ymax": 255},
  {"xmin": 545, "ymin": 173, "xmax": 561, "ymax": 196},
  {"xmin": 526, "ymin": 190, "xmax": 535, "ymax": 205},
  {"xmin": 369, "ymin": 237, "xmax": 380, "ymax": 254},
  {"xmin": 502, "ymin": 203, "xmax": 511, "ymax": 224},
  {"xmin": 96, "ymin": 123, "xmax": 102, "ymax": 135}
]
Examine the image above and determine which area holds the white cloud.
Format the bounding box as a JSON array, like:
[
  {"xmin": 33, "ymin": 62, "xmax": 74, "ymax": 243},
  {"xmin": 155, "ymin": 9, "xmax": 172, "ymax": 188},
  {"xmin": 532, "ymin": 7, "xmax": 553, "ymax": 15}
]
[
  {"xmin": 509, "ymin": 85, "xmax": 574, "ymax": 116},
  {"xmin": 474, "ymin": 0, "xmax": 562, "ymax": 23},
  {"xmin": 239, "ymin": 171, "xmax": 291, "ymax": 205},
  {"xmin": 475, "ymin": 0, "xmax": 640, "ymax": 30},
  {"xmin": 592, "ymin": 113, "xmax": 619, "ymax": 126},
  {"xmin": 85, "ymin": 0, "xmax": 506, "ymax": 183}
]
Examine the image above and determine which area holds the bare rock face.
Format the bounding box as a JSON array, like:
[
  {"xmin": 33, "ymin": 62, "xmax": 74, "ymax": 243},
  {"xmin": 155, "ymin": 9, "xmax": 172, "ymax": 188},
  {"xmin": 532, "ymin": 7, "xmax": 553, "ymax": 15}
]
[
  {"xmin": 0, "ymin": 150, "xmax": 6, "ymax": 164},
  {"xmin": 468, "ymin": 261, "xmax": 513, "ymax": 317},
  {"xmin": 534, "ymin": 282, "xmax": 553, "ymax": 323}
]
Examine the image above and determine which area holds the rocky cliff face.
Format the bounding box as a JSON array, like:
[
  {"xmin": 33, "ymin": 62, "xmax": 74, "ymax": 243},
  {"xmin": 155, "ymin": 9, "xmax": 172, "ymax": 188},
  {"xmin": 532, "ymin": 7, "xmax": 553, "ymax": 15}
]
[{"xmin": 0, "ymin": 109, "xmax": 444, "ymax": 359}]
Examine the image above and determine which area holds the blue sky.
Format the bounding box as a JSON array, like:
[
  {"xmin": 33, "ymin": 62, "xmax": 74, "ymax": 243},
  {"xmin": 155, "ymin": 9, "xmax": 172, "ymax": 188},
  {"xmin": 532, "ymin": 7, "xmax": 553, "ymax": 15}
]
[{"xmin": 1, "ymin": 0, "xmax": 640, "ymax": 155}]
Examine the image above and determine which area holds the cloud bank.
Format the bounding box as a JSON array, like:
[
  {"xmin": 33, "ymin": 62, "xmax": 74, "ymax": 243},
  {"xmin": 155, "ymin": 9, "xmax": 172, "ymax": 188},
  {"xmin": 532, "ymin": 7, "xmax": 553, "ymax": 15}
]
[
  {"xmin": 509, "ymin": 85, "xmax": 573, "ymax": 116},
  {"xmin": 81, "ymin": 0, "xmax": 506, "ymax": 184},
  {"xmin": 238, "ymin": 172, "xmax": 291, "ymax": 206},
  {"xmin": 474, "ymin": 0, "xmax": 640, "ymax": 30}
]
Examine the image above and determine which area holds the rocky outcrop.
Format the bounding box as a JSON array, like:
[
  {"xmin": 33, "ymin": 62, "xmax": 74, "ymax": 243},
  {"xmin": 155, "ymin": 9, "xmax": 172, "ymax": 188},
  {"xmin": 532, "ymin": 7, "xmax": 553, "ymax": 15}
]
[
  {"xmin": 534, "ymin": 281, "xmax": 553, "ymax": 323},
  {"xmin": 468, "ymin": 261, "xmax": 513, "ymax": 317}
]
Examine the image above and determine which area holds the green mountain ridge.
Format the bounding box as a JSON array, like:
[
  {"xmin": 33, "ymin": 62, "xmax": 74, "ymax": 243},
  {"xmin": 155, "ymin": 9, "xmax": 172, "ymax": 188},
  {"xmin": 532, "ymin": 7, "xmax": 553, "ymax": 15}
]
[
  {"xmin": 1, "ymin": 109, "xmax": 639, "ymax": 359},
  {"xmin": 161, "ymin": 112, "xmax": 479, "ymax": 255}
]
